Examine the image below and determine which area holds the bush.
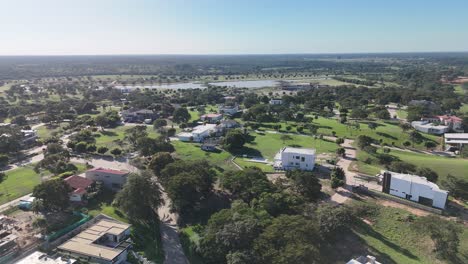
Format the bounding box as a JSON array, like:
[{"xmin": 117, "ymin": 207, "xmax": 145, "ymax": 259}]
[
  {"xmin": 74, "ymin": 141, "xmax": 88, "ymax": 153},
  {"xmin": 0, "ymin": 154, "xmax": 8, "ymax": 168},
  {"xmin": 97, "ymin": 146, "xmax": 108, "ymax": 154},
  {"xmin": 111, "ymin": 148, "xmax": 122, "ymax": 156},
  {"xmin": 86, "ymin": 144, "xmax": 97, "ymax": 153},
  {"xmin": 167, "ymin": 128, "xmax": 176, "ymax": 137},
  {"xmin": 57, "ymin": 171, "xmax": 75, "ymax": 179}
]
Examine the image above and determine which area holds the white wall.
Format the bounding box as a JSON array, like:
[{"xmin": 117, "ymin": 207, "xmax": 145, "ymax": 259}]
[
  {"xmin": 281, "ymin": 152, "xmax": 315, "ymax": 171},
  {"xmin": 389, "ymin": 176, "xmax": 447, "ymax": 209}
]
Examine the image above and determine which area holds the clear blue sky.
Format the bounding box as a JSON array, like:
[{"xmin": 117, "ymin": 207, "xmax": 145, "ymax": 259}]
[{"xmin": 1, "ymin": 0, "xmax": 467, "ymax": 55}]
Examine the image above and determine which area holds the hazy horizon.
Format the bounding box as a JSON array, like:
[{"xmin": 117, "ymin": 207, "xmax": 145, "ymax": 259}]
[{"xmin": 1, "ymin": 0, "xmax": 468, "ymax": 56}]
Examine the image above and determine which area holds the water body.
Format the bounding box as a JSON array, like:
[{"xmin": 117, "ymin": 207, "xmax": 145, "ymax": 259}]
[{"xmin": 115, "ymin": 79, "xmax": 280, "ymax": 90}]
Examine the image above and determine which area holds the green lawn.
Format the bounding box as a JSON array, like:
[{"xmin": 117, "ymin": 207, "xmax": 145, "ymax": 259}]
[
  {"xmin": 312, "ymin": 117, "xmax": 440, "ymax": 149},
  {"xmin": 241, "ymin": 132, "xmax": 337, "ymax": 160},
  {"xmin": 459, "ymin": 103, "xmax": 468, "ymax": 114},
  {"xmin": 234, "ymin": 157, "xmax": 275, "ymax": 172},
  {"xmin": 0, "ymin": 166, "xmax": 43, "ymax": 204},
  {"xmin": 355, "ymin": 149, "xmax": 468, "ymax": 183},
  {"xmin": 172, "ymin": 141, "xmax": 236, "ymax": 170},
  {"xmin": 94, "ymin": 125, "xmax": 160, "ymax": 149},
  {"xmin": 180, "ymin": 226, "xmax": 205, "ymax": 264},
  {"xmin": 396, "ymin": 109, "xmax": 408, "ymax": 119},
  {"xmin": 351, "ymin": 200, "xmax": 468, "ymax": 264},
  {"xmin": 36, "ymin": 122, "xmax": 69, "ymax": 138}
]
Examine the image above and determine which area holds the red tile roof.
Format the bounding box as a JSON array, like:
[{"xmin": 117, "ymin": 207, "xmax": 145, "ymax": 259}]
[
  {"xmin": 201, "ymin": 113, "xmax": 222, "ymax": 118},
  {"xmin": 437, "ymin": 115, "xmax": 462, "ymax": 122},
  {"xmin": 87, "ymin": 167, "xmax": 128, "ymax": 175},
  {"xmin": 73, "ymin": 188, "xmax": 87, "ymax": 195},
  {"xmin": 64, "ymin": 175, "xmax": 93, "ymax": 192}
]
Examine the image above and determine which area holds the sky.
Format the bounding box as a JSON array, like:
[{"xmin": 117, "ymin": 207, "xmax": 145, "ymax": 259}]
[{"xmin": 0, "ymin": 0, "xmax": 467, "ymax": 55}]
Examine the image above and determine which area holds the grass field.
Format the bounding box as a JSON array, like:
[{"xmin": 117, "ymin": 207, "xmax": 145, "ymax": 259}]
[
  {"xmin": 396, "ymin": 109, "xmax": 408, "ymax": 119},
  {"xmin": 354, "ymin": 149, "xmax": 468, "ymax": 182},
  {"xmin": 459, "ymin": 103, "xmax": 468, "ymax": 114},
  {"xmin": 312, "ymin": 117, "xmax": 440, "ymax": 149},
  {"xmin": 94, "ymin": 125, "xmax": 160, "ymax": 149},
  {"xmin": 234, "ymin": 157, "xmax": 275, "ymax": 172},
  {"xmin": 351, "ymin": 200, "xmax": 468, "ymax": 264},
  {"xmin": 36, "ymin": 122, "xmax": 69, "ymax": 138},
  {"xmin": 172, "ymin": 141, "xmax": 236, "ymax": 170}
]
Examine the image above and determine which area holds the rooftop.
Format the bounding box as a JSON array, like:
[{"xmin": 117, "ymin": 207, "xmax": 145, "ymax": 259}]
[
  {"xmin": 87, "ymin": 167, "xmax": 128, "ymax": 175},
  {"xmin": 201, "ymin": 113, "xmax": 222, "ymax": 118},
  {"xmin": 437, "ymin": 115, "xmax": 462, "ymax": 122},
  {"xmin": 411, "ymin": 121, "xmax": 448, "ymax": 129},
  {"xmin": 58, "ymin": 219, "xmax": 131, "ymax": 261},
  {"xmin": 192, "ymin": 124, "xmax": 217, "ymax": 134},
  {"xmin": 64, "ymin": 175, "xmax": 93, "ymax": 194},
  {"xmin": 282, "ymin": 147, "xmax": 316, "ymax": 155},
  {"xmin": 383, "ymin": 170, "xmax": 448, "ymax": 193},
  {"xmin": 444, "ymin": 133, "xmax": 468, "ymax": 139},
  {"xmin": 15, "ymin": 251, "xmax": 77, "ymax": 264}
]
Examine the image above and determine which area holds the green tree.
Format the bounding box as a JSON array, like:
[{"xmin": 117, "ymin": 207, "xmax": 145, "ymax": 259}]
[
  {"xmin": 253, "ymin": 215, "xmax": 321, "ymax": 264},
  {"xmin": 153, "ymin": 118, "xmax": 167, "ymax": 130},
  {"xmin": 315, "ymin": 203, "xmax": 352, "ymax": 239},
  {"xmin": 148, "ymin": 152, "xmax": 174, "ymax": 175},
  {"xmin": 416, "ymin": 167, "xmax": 438, "ymax": 183},
  {"xmin": 0, "ymin": 154, "xmax": 9, "ymax": 168},
  {"xmin": 97, "ymin": 146, "xmax": 108, "ymax": 154},
  {"xmin": 424, "ymin": 141, "xmax": 437, "ymax": 150},
  {"xmin": 114, "ymin": 171, "xmax": 163, "ymax": 220},
  {"xmin": 173, "ymin": 108, "xmax": 191, "ymax": 124},
  {"xmin": 330, "ymin": 167, "xmax": 345, "ymax": 188},
  {"xmin": 32, "ymin": 179, "xmax": 72, "ymax": 212},
  {"xmin": 74, "ymin": 141, "xmax": 88, "ymax": 153},
  {"xmin": 223, "ymin": 129, "xmax": 246, "ymax": 151},
  {"xmin": 409, "ymin": 131, "xmax": 423, "ymax": 147},
  {"xmin": 280, "ymin": 134, "xmax": 293, "ymax": 144},
  {"xmin": 222, "ymin": 168, "xmax": 274, "ymax": 203},
  {"xmin": 125, "ymin": 125, "xmax": 148, "ymax": 147},
  {"xmin": 441, "ymin": 174, "xmax": 468, "ymax": 200},
  {"xmin": 110, "ymin": 148, "xmax": 122, "ymax": 156},
  {"xmin": 285, "ymin": 170, "xmax": 322, "ymax": 201}
]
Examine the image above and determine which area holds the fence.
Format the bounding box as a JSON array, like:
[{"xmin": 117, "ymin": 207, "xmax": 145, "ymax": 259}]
[
  {"xmin": 355, "ymin": 186, "xmax": 443, "ymax": 215},
  {"xmin": 45, "ymin": 212, "xmax": 91, "ymax": 242}
]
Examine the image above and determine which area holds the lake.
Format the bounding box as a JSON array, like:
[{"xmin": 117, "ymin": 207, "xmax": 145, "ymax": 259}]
[{"xmin": 115, "ymin": 79, "xmax": 280, "ymax": 90}]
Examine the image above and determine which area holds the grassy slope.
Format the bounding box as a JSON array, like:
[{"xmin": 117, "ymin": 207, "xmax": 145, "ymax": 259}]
[
  {"xmin": 172, "ymin": 141, "xmax": 236, "ymax": 171},
  {"xmin": 94, "ymin": 125, "xmax": 160, "ymax": 149},
  {"xmin": 351, "ymin": 200, "xmax": 468, "ymax": 264},
  {"xmin": 355, "ymin": 149, "xmax": 468, "ymax": 182}
]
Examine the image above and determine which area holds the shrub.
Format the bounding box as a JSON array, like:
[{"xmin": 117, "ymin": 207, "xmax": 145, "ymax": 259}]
[{"xmin": 111, "ymin": 148, "xmax": 122, "ymax": 156}]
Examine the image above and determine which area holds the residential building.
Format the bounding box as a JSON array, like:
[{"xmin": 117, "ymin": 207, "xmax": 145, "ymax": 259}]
[
  {"xmin": 444, "ymin": 133, "xmax": 468, "ymax": 148},
  {"xmin": 177, "ymin": 124, "xmax": 217, "ymax": 142},
  {"xmin": 347, "ymin": 255, "xmax": 381, "ymax": 264},
  {"xmin": 422, "ymin": 115, "xmax": 463, "ymax": 132},
  {"xmin": 380, "ymin": 170, "xmax": 448, "ymax": 209},
  {"xmin": 274, "ymin": 147, "xmax": 316, "ymax": 171},
  {"xmin": 57, "ymin": 219, "xmax": 131, "ymax": 264},
  {"xmin": 200, "ymin": 113, "xmax": 223, "ymax": 123},
  {"xmin": 411, "ymin": 120, "xmax": 449, "ymax": 135},
  {"xmin": 269, "ymin": 98, "xmax": 283, "ymax": 105},
  {"xmin": 64, "ymin": 175, "xmax": 94, "ymax": 203},
  {"xmin": 121, "ymin": 108, "xmax": 157, "ymax": 123},
  {"xmin": 218, "ymin": 104, "xmax": 239, "ymax": 115},
  {"xmin": 15, "ymin": 251, "xmax": 77, "ymax": 264},
  {"xmin": 21, "ymin": 129, "xmax": 38, "ymax": 144},
  {"xmin": 85, "ymin": 168, "xmax": 129, "ymax": 191}
]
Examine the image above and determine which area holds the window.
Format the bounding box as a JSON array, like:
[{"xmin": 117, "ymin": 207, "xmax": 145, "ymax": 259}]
[
  {"xmin": 295, "ymin": 156, "xmax": 300, "ymax": 159},
  {"xmin": 301, "ymin": 157, "xmax": 305, "ymax": 162},
  {"xmin": 295, "ymin": 163, "xmax": 299, "ymax": 166}
]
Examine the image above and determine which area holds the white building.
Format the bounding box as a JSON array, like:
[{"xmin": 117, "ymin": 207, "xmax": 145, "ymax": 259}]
[
  {"xmin": 177, "ymin": 124, "xmax": 217, "ymax": 142},
  {"xmin": 85, "ymin": 168, "xmax": 129, "ymax": 191},
  {"xmin": 274, "ymin": 147, "xmax": 316, "ymax": 171},
  {"xmin": 411, "ymin": 120, "xmax": 449, "ymax": 135},
  {"xmin": 444, "ymin": 133, "xmax": 468, "ymax": 148},
  {"xmin": 15, "ymin": 251, "xmax": 77, "ymax": 264},
  {"xmin": 381, "ymin": 170, "xmax": 448, "ymax": 209},
  {"xmin": 200, "ymin": 113, "xmax": 223, "ymax": 123},
  {"xmin": 57, "ymin": 219, "xmax": 131, "ymax": 264},
  {"xmin": 347, "ymin": 255, "xmax": 381, "ymax": 264},
  {"xmin": 269, "ymin": 98, "xmax": 283, "ymax": 105},
  {"xmin": 218, "ymin": 104, "xmax": 239, "ymax": 115}
]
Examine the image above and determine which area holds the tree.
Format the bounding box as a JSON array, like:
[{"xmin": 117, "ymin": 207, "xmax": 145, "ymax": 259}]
[
  {"xmin": 153, "ymin": 118, "xmax": 167, "ymax": 130},
  {"xmin": 114, "ymin": 171, "xmax": 163, "ymax": 220},
  {"xmin": 253, "ymin": 215, "xmax": 321, "ymax": 264},
  {"xmin": 223, "ymin": 129, "xmax": 246, "ymax": 151},
  {"xmin": 110, "ymin": 148, "xmax": 122, "ymax": 156},
  {"xmin": 356, "ymin": 135, "xmax": 374, "ymax": 149},
  {"xmin": 403, "ymin": 141, "xmax": 412, "ymax": 148},
  {"xmin": 32, "ymin": 179, "xmax": 72, "ymax": 211},
  {"xmin": 136, "ymin": 136, "xmax": 174, "ymax": 156},
  {"xmin": 11, "ymin": 115, "xmax": 28, "ymax": 126},
  {"xmin": 336, "ymin": 147, "xmax": 345, "ymax": 157},
  {"xmin": 424, "ymin": 141, "xmax": 437, "ymax": 150},
  {"xmin": 315, "ymin": 204, "xmax": 352, "ymax": 239},
  {"xmin": 94, "ymin": 114, "xmax": 109, "ymax": 129},
  {"xmin": 148, "ymin": 152, "xmax": 174, "ymax": 175},
  {"xmin": 375, "ymin": 109, "xmax": 390, "ymax": 119},
  {"xmin": 350, "ymin": 108, "xmax": 368, "ymax": 119},
  {"xmin": 97, "ymin": 146, "xmax": 108, "ymax": 154},
  {"xmin": 409, "ymin": 131, "xmax": 423, "ymax": 147},
  {"xmin": 368, "ymin": 122, "xmax": 378, "ymax": 130},
  {"xmin": 74, "ymin": 141, "xmax": 88, "ymax": 153},
  {"xmin": 330, "ymin": 167, "xmax": 345, "ymax": 188},
  {"xmin": 173, "ymin": 108, "xmax": 191, "ymax": 124},
  {"xmin": 416, "ymin": 167, "xmax": 438, "ymax": 183},
  {"xmin": 222, "ymin": 168, "xmax": 274, "ymax": 203},
  {"xmin": 286, "ymin": 170, "xmax": 322, "ymax": 201},
  {"xmin": 441, "ymin": 174, "xmax": 468, "ymax": 200},
  {"xmin": 0, "ymin": 154, "xmax": 8, "ymax": 168},
  {"xmin": 125, "ymin": 125, "xmax": 148, "ymax": 147},
  {"xmin": 335, "ymin": 137, "xmax": 344, "ymax": 145},
  {"xmin": 387, "ymin": 161, "xmax": 416, "ymax": 174},
  {"xmin": 280, "ymin": 134, "xmax": 293, "ymax": 144}
]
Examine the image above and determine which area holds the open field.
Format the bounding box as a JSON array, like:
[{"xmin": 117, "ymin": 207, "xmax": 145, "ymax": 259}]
[
  {"xmin": 351, "ymin": 199, "xmax": 468, "ymax": 264},
  {"xmin": 312, "ymin": 117, "xmax": 441, "ymax": 149},
  {"xmin": 36, "ymin": 122, "xmax": 69, "ymax": 138},
  {"xmin": 234, "ymin": 157, "xmax": 275, "ymax": 172},
  {"xmin": 354, "ymin": 149, "xmax": 468, "ymax": 182},
  {"xmin": 172, "ymin": 141, "xmax": 236, "ymax": 170},
  {"xmin": 94, "ymin": 125, "xmax": 160, "ymax": 149}
]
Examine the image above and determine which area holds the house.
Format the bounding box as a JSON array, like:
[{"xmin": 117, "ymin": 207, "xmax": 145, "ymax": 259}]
[
  {"xmin": 21, "ymin": 129, "xmax": 38, "ymax": 144},
  {"xmin": 15, "ymin": 251, "xmax": 77, "ymax": 264},
  {"xmin": 422, "ymin": 115, "xmax": 463, "ymax": 132},
  {"xmin": 64, "ymin": 175, "xmax": 94, "ymax": 203},
  {"xmin": 121, "ymin": 108, "xmax": 157, "ymax": 123},
  {"xmin": 200, "ymin": 113, "xmax": 223, "ymax": 123},
  {"xmin": 85, "ymin": 168, "xmax": 129, "ymax": 191},
  {"xmin": 57, "ymin": 219, "xmax": 131, "ymax": 264},
  {"xmin": 177, "ymin": 124, "xmax": 217, "ymax": 142},
  {"xmin": 218, "ymin": 104, "xmax": 239, "ymax": 115},
  {"xmin": 269, "ymin": 98, "xmax": 283, "ymax": 105},
  {"xmin": 201, "ymin": 143, "xmax": 217, "ymax": 152},
  {"xmin": 347, "ymin": 255, "xmax": 381, "ymax": 264},
  {"xmin": 444, "ymin": 133, "xmax": 468, "ymax": 149},
  {"xmin": 380, "ymin": 170, "xmax": 448, "ymax": 209},
  {"xmin": 411, "ymin": 120, "xmax": 449, "ymax": 135},
  {"xmin": 273, "ymin": 147, "xmax": 316, "ymax": 171}
]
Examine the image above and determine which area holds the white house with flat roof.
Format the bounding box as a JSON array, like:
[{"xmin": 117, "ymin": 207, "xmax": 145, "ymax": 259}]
[
  {"xmin": 15, "ymin": 251, "xmax": 77, "ymax": 264},
  {"xmin": 177, "ymin": 124, "xmax": 216, "ymax": 142},
  {"xmin": 444, "ymin": 133, "xmax": 468, "ymax": 148},
  {"xmin": 274, "ymin": 147, "xmax": 316, "ymax": 171},
  {"xmin": 411, "ymin": 120, "xmax": 449, "ymax": 135},
  {"xmin": 269, "ymin": 98, "xmax": 283, "ymax": 105},
  {"xmin": 380, "ymin": 170, "xmax": 448, "ymax": 209}
]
